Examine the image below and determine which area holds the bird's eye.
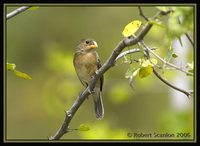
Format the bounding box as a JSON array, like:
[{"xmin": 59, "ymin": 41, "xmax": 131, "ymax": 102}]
[{"xmin": 85, "ymin": 41, "xmax": 90, "ymax": 44}]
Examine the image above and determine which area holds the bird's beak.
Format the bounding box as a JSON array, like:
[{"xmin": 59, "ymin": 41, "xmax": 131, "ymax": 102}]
[{"xmin": 89, "ymin": 41, "xmax": 98, "ymax": 49}]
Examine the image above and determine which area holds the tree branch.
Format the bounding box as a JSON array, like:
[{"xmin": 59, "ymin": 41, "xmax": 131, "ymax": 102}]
[
  {"xmin": 115, "ymin": 48, "xmax": 156, "ymax": 61},
  {"xmin": 138, "ymin": 6, "xmax": 149, "ymax": 21},
  {"xmin": 178, "ymin": 17, "xmax": 194, "ymax": 47},
  {"xmin": 6, "ymin": 6, "xmax": 30, "ymax": 20},
  {"xmin": 140, "ymin": 41, "xmax": 193, "ymax": 76},
  {"xmin": 115, "ymin": 44, "xmax": 192, "ymax": 98},
  {"xmin": 49, "ymin": 8, "xmax": 179, "ymax": 140},
  {"xmin": 153, "ymin": 68, "xmax": 192, "ymax": 98},
  {"xmin": 185, "ymin": 33, "xmax": 194, "ymax": 47},
  {"xmin": 115, "ymin": 48, "xmax": 141, "ymax": 61}
]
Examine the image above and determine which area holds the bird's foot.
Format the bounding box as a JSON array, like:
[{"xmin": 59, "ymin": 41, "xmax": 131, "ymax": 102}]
[
  {"xmin": 91, "ymin": 70, "xmax": 98, "ymax": 79},
  {"xmin": 95, "ymin": 70, "xmax": 99, "ymax": 74},
  {"xmin": 88, "ymin": 87, "xmax": 95, "ymax": 94}
]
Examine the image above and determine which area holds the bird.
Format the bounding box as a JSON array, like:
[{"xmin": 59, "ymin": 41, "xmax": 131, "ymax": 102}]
[{"xmin": 73, "ymin": 38, "xmax": 104, "ymax": 120}]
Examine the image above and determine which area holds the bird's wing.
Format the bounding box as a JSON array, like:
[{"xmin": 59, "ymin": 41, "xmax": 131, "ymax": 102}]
[
  {"xmin": 77, "ymin": 74, "xmax": 88, "ymax": 87},
  {"xmin": 97, "ymin": 58, "xmax": 104, "ymax": 91}
]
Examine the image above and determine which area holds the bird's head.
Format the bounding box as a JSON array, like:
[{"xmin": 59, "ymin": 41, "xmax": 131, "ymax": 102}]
[{"xmin": 75, "ymin": 38, "xmax": 98, "ymax": 53}]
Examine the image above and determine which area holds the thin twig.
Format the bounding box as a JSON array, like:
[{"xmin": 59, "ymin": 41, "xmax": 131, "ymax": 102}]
[
  {"xmin": 185, "ymin": 33, "xmax": 194, "ymax": 46},
  {"xmin": 115, "ymin": 48, "xmax": 157, "ymax": 61},
  {"xmin": 6, "ymin": 6, "xmax": 30, "ymax": 20},
  {"xmin": 139, "ymin": 42, "xmax": 192, "ymax": 98},
  {"xmin": 138, "ymin": 6, "xmax": 149, "ymax": 21},
  {"xmin": 140, "ymin": 41, "xmax": 193, "ymax": 76},
  {"xmin": 153, "ymin": 68, "xmax": 192, "ymax": 98},
  {"xmin": 115, "ymin": 48, "xmax": 140, "ymax": 61},
  {"xmin": 178, "ymin": 17, "xmax": 194, "ymax": 46}
]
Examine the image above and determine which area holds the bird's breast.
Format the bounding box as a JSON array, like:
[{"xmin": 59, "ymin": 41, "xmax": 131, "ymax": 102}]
[{"xmin": 74, "ymin": 52, "xmax": 98, "ymax": 84}]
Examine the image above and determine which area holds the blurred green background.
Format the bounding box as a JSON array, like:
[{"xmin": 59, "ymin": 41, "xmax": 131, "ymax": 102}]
[{"xmin": 5, "ymin": 5, "xmax": 194, "ymax": 141}]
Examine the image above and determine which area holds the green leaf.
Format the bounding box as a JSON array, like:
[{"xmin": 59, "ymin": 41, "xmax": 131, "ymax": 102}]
[
  {"xmin": 78, "ymin": 124, "xmax": 90, "ymax": 131},
  {"xmin": 7, "ymin": 62, "xmax": 32, "ymax": 80},
  {"xmin": 139, "ymin": 65, "xmax": 153, "ymax": 78},
  {"xmin": 139, "ymin": 58, "xmax": 157, "ymax": 67},
  {"xmin": 7, "ymin": 63, "xmax": 16, "ymax": 71},
  {"xmin": 28, "ymin": 6, "xmax": 39, "ymax": 10},
  {"xmin": 186, "ymin": 62, "xmax": 193, "ymax": 76},
  {"xmin": 125, "ymin": 67, "xmax": 139, "ymax": 78},
  {"xmin": 188, "ymin": 69, "xmax": 193, "ymax": 73},
  {"xmin": 172, "ymin": 53, "xmax": 178, "ymax": 58},
  {"xmin": 164, "ymin": 45, "xmax": 173, "ymax": 62},
  {"xmin": 177, "ymin": 36, "xmax": 183, "ymax": 47},
  {"xmin": 186, "ymin": 70, "xmax": 193, "ymax": 76},
  {"xmin": 186, "ymin": 62, "xmax": 193, "ymax": 69},
  {"xmin": 150, "ymin": 58, "xmax": 158, "ymax": 66},
  {"xmin": 148, "ymin": 20, "xmax": 165, "ymax": 28},
  {"xmin": 13, "ymin": 70, "xmax": 32, "ymax": 80},
  {"xmin": 156, "ymin": 7, "xmax": 171, "ymax": 12}
]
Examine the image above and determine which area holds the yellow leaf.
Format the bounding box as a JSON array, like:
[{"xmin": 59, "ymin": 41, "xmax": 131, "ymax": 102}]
[
  {"xmin": 150, "ymin": 58, "xmax": 158, "ymax": 66},
  {"xmin": 78, "ymin": 124, "xmax": 90, "ymax": 131},
  {"xmin": 139, "ymin": 65, "xmax": 153, "ymax": 78},
  {"xmin": 141, "ymin": 60, "xmax": 150, "ymax": 67},
  {"xmin": 28, "ymin": 6, "xmax": 39, "ymax": 10},
  {"xmin": 7, "ymin": 63, "xmax": 16, "ymax": 71},
  {"xmin": 139, "ymin": 58, "xmax": 157, "ymax": 67},
  {"xmin": 122, "ymin": 20, "xmax": 142, "ymax": 37}
]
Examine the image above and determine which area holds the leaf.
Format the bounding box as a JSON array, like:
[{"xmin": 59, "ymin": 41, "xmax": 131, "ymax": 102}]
[
  {"xmin": 139, "ymin": 65, "xmax": 153, "ymax": 78},
  {"xmin": 139, "ymin": 58, "xmax": 157, "ymax": 67},
  {"xmin": 125, "ymin": 67, "xmax": 139, "ymax": 78},
  {"xmin": 13, "ymin": 70, "xmax": 32, "ymax": 80},
  {"xmin": 186, "ymin": 62, "xmax": 193, "ymax": 69},
  {"xmin": 28, "ymin": 6, "xmax": 39, "ymax": 10},
  {"xmin": 186, "ymin": 62, "xmax": 193, "ymax": 76},
  {"xmin": 172, "ymin": 53, "xmax": 178, "ymax": 58},
  {"xmin": 177, "ymin": 36, "xmax": 183, "ymax": 47},
  {"xmin": 78, "ymin": 124, "xmax": 90, "ymax": 131},
  {"xmin": 156, "ymin": 7, "xmax": 171, "ymax": 12},
  {"xmin": 148, "ymin": 20, "xmax": 165, "ymax": 28},
  {"xmin": 150, "ymin": 58, "xmax": 158, "ymax": 65},
  {"xmin": 7, "ymin": 63, "xmax": 16, "ymax": 71},
  {"xmin": 164, "ymin": 44, "xmax": 173, "ymax": 62},
  {"xmin": 122, "ymin": 20, "xmax": 142, "ymax": 37},
  {"xmin": 7, "ymin": 62, "xmax": 32, "ymax": 80},
  {"xmin": 186, "ymin": 70, "xmax": 193, "ymax": 76}
]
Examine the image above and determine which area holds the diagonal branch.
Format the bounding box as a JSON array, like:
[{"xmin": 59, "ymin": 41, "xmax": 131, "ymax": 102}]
[
  {"xmin": 115, "ymin": 48, "xmax": 157, "ymax": 61},
  {"xmin": 49, "ymin": 8, "xmax": 177, "ymax": 140},
  {"xmin": 185, "ymin": 33, "xmax": 194, "ymax": 46},
  {"xmin": 152, "ymin": 67, "xmax": 192, "ymax": 98},
  {"xmin": 138, "ymin": 6, "xmax": 149, "ymax": 21},
  {"xmin": 6, "ymin": 6, "xmax": 30, "ymax": 20},
  {"xmin": 178, "ymin": 17, "xmax": 194, "ymax": 47},
  {"xmin": 115, "ymin": 48, "xmax": 141, "ymax": 61}
]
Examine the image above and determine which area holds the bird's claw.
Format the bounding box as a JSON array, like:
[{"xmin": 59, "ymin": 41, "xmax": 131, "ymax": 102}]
[
  {"xmin": 95, "ymin": 70, "xmax": 98, "ymax": 74},
  {"xmin": 88, "ymin": 87, "xmax": 95, "ymax": 94}
]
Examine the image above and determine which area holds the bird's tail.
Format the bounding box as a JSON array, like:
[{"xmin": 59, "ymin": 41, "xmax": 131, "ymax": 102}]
[{"xmin": 93, "ymin": 88, "xmax": 104, "ymax": 120}]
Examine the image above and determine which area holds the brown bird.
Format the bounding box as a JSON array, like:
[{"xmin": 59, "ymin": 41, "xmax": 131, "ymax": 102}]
[{"xmin": 73, "ymin": 38, "xmax": 104, "ymax": 120}]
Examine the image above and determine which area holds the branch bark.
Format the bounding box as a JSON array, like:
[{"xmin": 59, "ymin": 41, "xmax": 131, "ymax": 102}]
[
  {"xmin": 115, "ymin": 48, "xmax": 157, "ymax": 61},
  {"xmin": 6, "ymin": 6, "xmax": 30, "ymax": 20},
  {"xmin": 49, "ymin": 9, "xmax": 173, "ymax": 140}
]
